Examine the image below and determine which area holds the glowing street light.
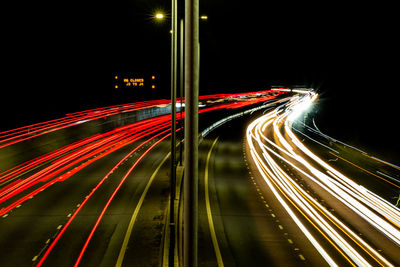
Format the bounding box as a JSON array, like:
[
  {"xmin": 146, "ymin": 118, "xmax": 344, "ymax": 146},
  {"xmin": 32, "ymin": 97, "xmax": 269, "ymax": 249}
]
[{"xmin": 155, "ymin": 13, "xmax": 165, "ymax": 20}]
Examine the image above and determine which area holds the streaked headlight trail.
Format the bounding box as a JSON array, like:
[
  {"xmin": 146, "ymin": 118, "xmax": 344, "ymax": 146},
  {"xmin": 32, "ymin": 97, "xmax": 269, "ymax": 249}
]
[{"xmin": 246, "ymin": 90, "xmax": 400, "ymax": 266}]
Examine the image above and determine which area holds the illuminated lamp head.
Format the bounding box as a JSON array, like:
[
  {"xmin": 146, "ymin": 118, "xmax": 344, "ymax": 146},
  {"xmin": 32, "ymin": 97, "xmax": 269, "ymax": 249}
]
[{"xmin": 155, "ymin": 13, "xmax": 164, "ymax": 20}]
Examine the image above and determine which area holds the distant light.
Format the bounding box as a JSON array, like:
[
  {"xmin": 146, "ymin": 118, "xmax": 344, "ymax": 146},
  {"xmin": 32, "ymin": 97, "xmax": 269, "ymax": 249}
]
[
  {"xmin": 151, "ymin": 75, "xmax": 156, "ymax": 80},
  {"xmin": 155, "ymin": 13, "xmax": 164, "ymax": 20},
  {"xmin": 152, "ymin": 85, "xmax": 156, "ymax": 89},
  {"xmin": 288, "ymin": 95, "xmax": 313, "ymax": 122},
  {"xmin": 175, "ymin": 103, "xmax": 205, "ymax": 108},
  {"xmin": 200, "ymin": 15, "xmax": 208, "ymax": 20},
  {"xmin": 115, "ymin": 76, "xmax": 118, "ymax": 79}
]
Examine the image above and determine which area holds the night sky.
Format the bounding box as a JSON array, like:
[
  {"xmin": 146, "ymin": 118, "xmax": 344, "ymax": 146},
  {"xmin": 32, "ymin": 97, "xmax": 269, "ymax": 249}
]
[{"xmin": 2, "ymin": 0, "xmax": 399, "ymax": 162}]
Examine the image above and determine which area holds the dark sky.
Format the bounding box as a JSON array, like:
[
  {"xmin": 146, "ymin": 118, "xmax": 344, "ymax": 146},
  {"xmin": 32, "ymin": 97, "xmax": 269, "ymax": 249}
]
[
  {"xmin": 4, "ymin": 1, "xmax": 397, "ymax": 97},
  {"xmin": 2, "ymin": 0, "xmax": 399, "ymax": 161}
]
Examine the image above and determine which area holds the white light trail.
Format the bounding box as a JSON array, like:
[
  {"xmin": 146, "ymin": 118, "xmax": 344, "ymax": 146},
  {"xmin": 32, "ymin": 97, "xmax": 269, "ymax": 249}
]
[{"xmin": 246, "ymin": 91, "xmax": 398, "ymax": 266}]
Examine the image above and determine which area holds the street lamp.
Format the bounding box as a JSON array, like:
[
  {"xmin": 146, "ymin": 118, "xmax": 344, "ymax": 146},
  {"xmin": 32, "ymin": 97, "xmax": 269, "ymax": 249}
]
[
  {"xmin": 184, "ymin": 1, "xmax": 199, "ymax": 266},
  {"xmin": 153, "ymin": 5, "xmax": 178, "ymax": 267},
  {"xmin": 153, "ymin": 8, "xmax": 204, "ymax": 267},
  {"xmin": 155, "ymin": 13, "xmax": 165, "ymax": 20}
]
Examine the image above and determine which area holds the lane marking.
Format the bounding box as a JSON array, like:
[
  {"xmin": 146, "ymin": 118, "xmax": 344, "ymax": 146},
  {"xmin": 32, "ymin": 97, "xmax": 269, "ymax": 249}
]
[
  {"xmin": 116, "ymin": 151, "xmax": 171, "ymax": 267},
  {"xmin": 204, "ymin": 137, "xmax": 224, "ymax": 267},
  {"xmin": 42, "ymin": 132, "xmax": 172, "ymax": 267}
]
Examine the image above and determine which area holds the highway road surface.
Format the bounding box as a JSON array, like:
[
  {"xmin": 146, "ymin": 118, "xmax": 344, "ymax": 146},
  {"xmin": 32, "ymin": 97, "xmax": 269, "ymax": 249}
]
[
  {"xmin": 196, "ymin": 89, "xmax": 400, "ymax": 266},
  {"xmin": 1, "ymin": 88, "xmax": 399, "ymax": 266},
  {"xmin": 0, "ymin": 90, "xmax": 286, "ymax": 266},
  {"xmin": 241, "ymin": 90, "xmax": 400, "ymax": 266}
]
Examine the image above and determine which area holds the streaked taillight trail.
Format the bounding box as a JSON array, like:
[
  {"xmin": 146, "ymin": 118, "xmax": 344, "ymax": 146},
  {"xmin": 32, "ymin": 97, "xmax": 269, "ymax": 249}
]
[{"xmin": 0, "ymin": 90, "xmax": 285, "ymax": 265}]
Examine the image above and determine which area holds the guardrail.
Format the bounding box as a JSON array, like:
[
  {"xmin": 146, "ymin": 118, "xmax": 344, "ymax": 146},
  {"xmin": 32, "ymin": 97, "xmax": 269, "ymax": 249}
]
[{"xmin": 201, "ymin": 100, "xmax": 284, "ymax": 137}]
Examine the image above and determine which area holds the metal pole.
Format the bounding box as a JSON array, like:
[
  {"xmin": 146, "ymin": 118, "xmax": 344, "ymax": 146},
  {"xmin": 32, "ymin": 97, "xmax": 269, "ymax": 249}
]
[
  {"xmin": 184, "ymin": 0, "xmax": 199, "ymax": 265},
  {"xmin": 169, "ymin": 0, "xmax": 177, "ymax": 265},
  {"xmin": 179, "ymin": 18, "xmax": 184, "ymax": 166}
]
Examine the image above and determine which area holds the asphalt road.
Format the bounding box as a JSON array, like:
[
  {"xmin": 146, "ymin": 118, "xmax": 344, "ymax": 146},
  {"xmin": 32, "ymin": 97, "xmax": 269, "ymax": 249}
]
[
  {"xmin": 1, "ymin": 89, "xmax": 399, "ymax": 266},
  {"xmin": 197, "ymin": 91, "xmax": 400, "ymax": 266},
  {"xmin": 0, "ymin": 90, "xmax": 286, "ymax": 266},
  {"xmin": 0, "ymin": 137, "xmax": 172, "ymax": 266},
  {"xmin": 243, "ymin": 92, "xmax": 400, "ymax": 266},
  {"xmin": 198, "ymin": 116, "xmax": 322, "ymax": 266},
  {"xmin": 289, "ymin": 118, "xmax": 400, "ymax": 265},
  {"xmin": 197, "ymin": 106, "xmax": 346, "ymax": 266}
]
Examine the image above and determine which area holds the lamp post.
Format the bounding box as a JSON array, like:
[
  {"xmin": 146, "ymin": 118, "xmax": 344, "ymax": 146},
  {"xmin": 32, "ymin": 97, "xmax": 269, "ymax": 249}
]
[
  {"xmin": 184, "ymin": 0, "xmax": 199, "ymax": 266},
  {"xmin": 154, "ymin": 6, "xmax": 177, "ymax": 267},
  {"xmin": 179, "ymin": 18, "xmax": 184, "ymax": 166},
  {"xmin": 170, "ymin": 1, "xmax": 178, "ymax": 266},
  {"xmin": 155, "ymin": 5, "xmax": 203, "ymax": 266}
]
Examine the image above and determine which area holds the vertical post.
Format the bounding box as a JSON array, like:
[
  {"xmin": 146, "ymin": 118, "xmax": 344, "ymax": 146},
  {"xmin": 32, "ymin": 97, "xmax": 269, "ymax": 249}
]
[
  {"xmin": 169, "ymin": 0, "xmax": 177, "ymax": 266},
  {"xmin": 184, "ymin": 0, "xmax": 199, "ymax": 266},
  {"xmin": 179, "ymin": 18, "xmax": 184, "ymax": 166}
]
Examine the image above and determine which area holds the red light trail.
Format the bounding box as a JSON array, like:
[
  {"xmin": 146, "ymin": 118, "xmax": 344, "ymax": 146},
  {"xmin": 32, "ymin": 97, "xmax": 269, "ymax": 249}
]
[{"xmin": 0, "ymin": 90, "xmax": 284, "ymax": 265}]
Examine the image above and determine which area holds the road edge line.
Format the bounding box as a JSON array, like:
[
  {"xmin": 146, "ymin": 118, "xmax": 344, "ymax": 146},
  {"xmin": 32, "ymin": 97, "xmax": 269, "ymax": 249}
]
[
  {"xmin": 204, "ymin": 137, "xmax": 224, "ymax": 267},
  {"xmin": 116, "ymin": 151, "xmax": 171, "ymax": 267}
]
